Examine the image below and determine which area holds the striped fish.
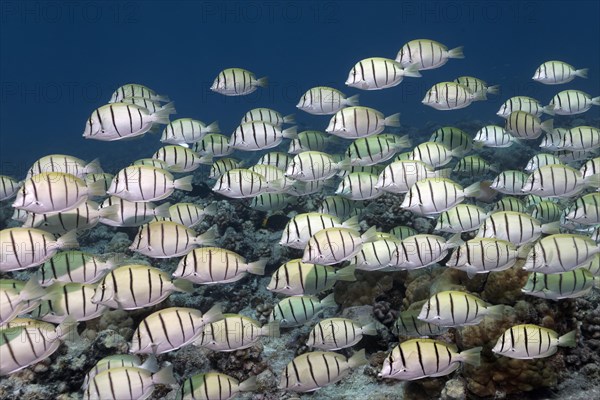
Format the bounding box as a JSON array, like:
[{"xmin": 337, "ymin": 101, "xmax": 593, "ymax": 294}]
[
  {"xmin": 454, "ymin": 76, "xmax": 499, "ymax": 96},
  {"xmin": 430, "ymin": 126, "xmax": 472, "ymax": 156},
  {"xmin": 84, "ymin": 172, "xmax": 114, "ymax": 195},
  {"xmin": 393, "ymin": 309, "xmax": 448, "ymax": 338},
  {"xmin": 248, "ymin": 165, "xmax": 295, "ymax": 194},
  {"xmin": 120, "ymin": 96, "xmax": 176, "ymax": 114},
  {"xmin": 489, "ymin": 170, "xmax": 529, "ymax": 195},
  {"xmin": 11, "ymin": 208, "xmax": 28, "ymax": 223},
  {"xmin": 271, "ymin": 294, "xmax": 337, "ymax": 328},
  {"xmin": 326, "ymin": 106, "xmax": 400, "ymax": 138},
  {"xmin": 376, "ymin": 160, "xmax": 447, "ymax": 194},
  {"xmin": 302, "ymin": 226, "xmax": 378, "ymax": 265},
  {"xmin": 350, "ymin": 236, "xmax": 401, "ymax": 271},
  {"xmin": 530, "ymin": 200, "xmax": 563, "ymax": 224},
  {"xmin": 130, "ymin": 221, "xmax": 216, "ymax": 258},
  {"xmin": 522, "ymin": 269, "xmax": 598, "ymax": 300},
  {"xmin": 505, "ymin": 111, "xmax": 553, "ymax": 140},
  {"xmin": 23, "ymin": 201, "xmax": 117, "ymax": 234},
  {"xmin": 195, "ymin": 314, "xmax": 279, "ymax": 352},
  {"xmin": 152, "ymin": 145, "xmax": 211, "ymax": 172},
  {"xmin": 109, "ymin": 83, "xmax": 169, "ymax": 103},
  {"xmin": 418, "ymin": 291, "xmax": 504, "ymax": 327},
  {"xmin": 168, "ymin": 202, "xmax": 217, "ymax": 228},
  {"xmin": 391, "ymin": 234, "xmax": 462, "ymax": 270},
  {"xmin": 453, "ymin": 155, "xmax": 498, "ymax": 176},
  {"xmin": 285, "ymin": 151, "xmax": 349, "ymax": 181},
  {"xmin": 335, "ymin": 172, "xmax": 382, "ymax": 200},
  {"xmin": 492, "ymin": 324, "xmax": 576, "ymax": 359},
  {"xmin": 557, "ymin": 126, "xmax": 600, "ymax": 151},
  {"xmin": 210, "ymin": 68, "xmax": 267, "ymax": 96},
  {"xmin": 279, "ymin": 349, "xmax": 367, "ymax": 392},
  {"xmin": 108, "ymin": 165, "xmax": 193, "ymax": 202},
  {"xmin": 241, "ymin": 107, "xmax": 294, "ymax": 126},
  {"xmin": 209, "ymin": 158, "xmax": 242, "ymax": 180},
  {"xmin": 493, "ymin": 197, "xmax": 526, "ymax": 213},
  {"xmin": 581, "ymin": 253, "xmax": 600, "ymax": 276},
  {"xmin": 389, "ymin": 226, "xmax": 418, "ymax": 240},
  {"xmin": 160, "ymin": 118, "xmax": 220, "ymax": 144},
  {"xmin": 556, "ymin": 148, "xmax": 599, "ymax": 163},
  {"xmin": 91, "ymin": 264, "xmax": 193, "ymax": 310},
  {"xmin": 435, "ymin": 204, "xmax": 487, "ymax": 233},
  {"xmin": 0, "ymin": 175, "xmax": 20, "ymax": 201},
  {"xmin": 523, "ymin": 233, "xmax": 600, "ymax": 274},
  {"xmin": 130, "ymin": 304, "xmax": 223, "ymax": 354},
  {"xmin": 346, "ymin": 134, "xmax": 411, "ymax": 166},
  {"xmin": 83, "ymin": 365, "xmax": 176, "ymax": 400},
  {"xmin": 266, "ymin": 260, "xmax": 355, "ymax": 295},
  {"xmin": 306, "ymin": 318, "xmax": 376, "ymax": 350},
  {"xmin": 532, "ymin": 61, "xmax": 588, "ymax": 84},
  {"xmin": 37, "ymin": 251, "xmax": 118, "ymax": 286},
  {"xmin": 548, "ymin": 90, "xmax": 600, "ymax": 115},
  {"xmin": 521, "ymin": 164, "xmax": 590, "ymax": 198},
  {"xmin": 422, "ymin": 82, "xmax": 485, "ymax": 110},
  {"xmin": 26, "ymin": 154, "xmax": 102, "ymax": 179},
  {"xmin": 129, "ymin": 158, "xmax": 172, "ymax": 171},
  {"xmin": 33, "ymin": 282, "xmax": 107, "ymax": 323},
  {"xmin": 409, "ymin": 141, "xmax": 458, "ymax": 168},
  {"xmin": 396, "ymin": 39, "xmax": 464, "ymax": 70},
  {"xmin": 250, "ymin": 192, "xmax": 295, "ymax": 212},
  {"xmin": 229, "ymin": 122, "xmax": 297, "ymax": 151},
  {"xmin": 82, "ymin": 354, "xmax": 157, "ymax": 390},
  {"xmin": 346, "ymin": 57, "xmax": 421, "ymax": 90},
  {"xmin": 192, "ymin": 133, "xmax": 234, "ymax": 157},
  {"xmin": 497, "ymin": 96, "xmax": 554, "ymax": 118},
  {"xmin": 0, "ymin": 279, "xmax": 45, "ymax": 326},
  {"xmin": 212, "ymin": 168, "xmax": 275, "ymax": 199},
  {"xmin": 580, "ymin": 157, "xmax": 600, "ymax": 179},
  {"xmin": 400, "ymin": 178, "xmax": 480, "ymax": 216},
  {"xmin": 540, "ymin": 127, "xmax": 568, "ymax": 150},
  {"xmin": 256, "ymin": 151, "xmax": 292, "ymax": 170},
  {"xmin": 288, "ymin": 130, "xmax": 330, "ymax": 154},
  {"xmin": 296, "ymin": 86, "xmax": 359, "ymax": 115},
  {"xmin": 174, "ymin": 247, "xmax": 266, "ymax": 284},
  {"xmin": 83, "ymin": 102, "xmax": 174, "ymax": 141},
  {"xmin": 379, "ymin": 338, "xmax": 481, "ymax": 381},
  {"xmin": 317, "ymin": 195, "xmax": 357, "ymax": 220},
  {"xmin": 565, "ymin": 193, "xmax": 600, "ymax": 225},
  {"xmin": 476, "ymin": 211, "xmax": 558, "ymax": 245},
  {"xmin": 525, "ymin": 154, "xmax": 562, "ymax": 173},
  {"xmin": 13, "ymin": 172, "xmax": 106, "ymax": 214},
  {"xmin": 99, "ymin": 196, "xmax": 170, "ymax": 227},
  {"xmin": 0, "ymin": 229, "xmax": 78, "ymax": 272},
  {"xmin": 176, "ymin": 373, "xmax": 256, "ymax": 400},
  {"xmin": 0, "ymin": 318, "xmax": 76, "ymax": 375},
  {"xmin": 473, "ymin": 125, "xmax": 516, "ymax": 148}
]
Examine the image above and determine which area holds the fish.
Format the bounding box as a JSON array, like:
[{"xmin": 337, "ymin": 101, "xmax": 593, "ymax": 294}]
[
  {"xmin": 390, "ymin": 233, "xmax": 463, "ymax": 270},
  {"xmin": 296, "ymin": 86, "xmax": 359, "ymax": 115},
  {"xmin": 266, "ymin": 260, "xmax": 355, "ymax": 295},
  {"xmin": 346, "ymin": 134, "xmax": 411, "ymax": 166},
  {"xmin": 167, "ymin": 202, "xmax": 217, "ymax": 228},
  {"xmin": 524, "ymin": 154, "xmax": 562, "ymax": 173},
  {"xmin": 33, "ymin": 282, "xmax": 107, "ymax": 323},
  {"xmin": 109, "ymin": 83, "xmax": 170, "ymax": 103},
  {"xmin": 0, "ymin": 318, "xmax": 77, "ymax": 375},
  {"xmin": 13, "ymin": 172, "xmax": 106, "ymax": 214},
  {"xmin": 529, "ymin": 200, "xmax": 563, "ymax": 224},
  {"xmin": 107, "ymin": 165, "xmax": 193, "ymax": 202},
  {"xmin": 376, "ymin": 160, "xmax": 448, "ymax": 194},
  {"xmin": 306, "ymin": 318, "xmax": 377, "ymax": 350},
  {"xmin": 547, "ymin": 90, "xmax": 600, "ymax": 115},
  {"xmin": 325, "ymin": 106, "xmax": 400, "ymax": 138},
  {"xmin": 285, "ymin": 151, "xmax": 349, "ymax": 181},
  {"xmin": 0, "ymin": 175, "xmax": 21, "ymax": 201},
  {"xmin": 37, "ymin": 250, "xmax": 118, "ymax": 286},
  {"xmin": 152, "ymin": 145, "xmax": 212, "ymax": 172},
  {"xmin": 212, "ymin": 168, "xmax": 280, "ymax": 199},
  {"xmin": 447, "ymin": 238, "xmax": 523, "ymax": 278},
  {"xmin": 288, "ymin": 130, "xmax": 330, "ymax": 154},
  {"xmin": 0, "ymin": 229, "xmax": 78, "ymax": 272},
  {"xmin": 335, "ymin": 172, "xmax": 382, "ymax": 200},
  {"xmin": 379, "ymin": 338, "xmax": 481, "ymax": 380},
  {"xmin": 580, "ymin": 157, "xmax": 600, "ymax": 179},
  {"xmin": 193, "ymin": 133, "xmax": 234, "ymax": 157},
  {"xmin": 229, "ymin": 122, "xmax": 297, "ymax": 151},
  {"xmin": 120, "ymin": 96, "xmax": 176, "ymax": 115},
  {"xmin": 302, "ymin": 226, "xmax": 378, "ymax": 265},
  {"xmin": 409, "ymin": 141, "xmax": 459, "ymax": 168},
  {"xmin": 497, "ymin": 96, "xmax": 554, "ymax": 118},
  {"xmin": 453, "ymin": 155, "xmax": 498, "ymax": 176},
  {"xmin": 400, "ymin": 178, "xmax": 480, "ymax": 216},
  {"xmin": 176, "ymin": 373, "xmax": 257, "ymax": 400},
  {"xmin": 82, "ymin": 354, "xmax": 157, "ymax": 390},
  {"xmin": 505, "ymin": 111, "xmax": 553, "ymax": 140},
  {"xmin": 556, "ymin": 126, "xmax": 600, "ymax": 151},
  {"xmin": 160, "ymin": 118, "xmax": 220, "ymax": 145},
  {"xmin": 130, "ymin": 221, "xmax": 216, "ymax": 258},
  {"xmin": 350, "ymin": 236, "xmax": 401, "ymax": 271},
  {"xmin": 91, "ymin": 264, "xmax": 193, "ymax": 310},
  {"xmin": 250, "ymin": 193, "xmax": 295, "ymax": 212},
  {"xmin": 26, "ymin": 155, "xmax": 102, "ymax": 179},
  {"xmin": 540, "ymin": 128, "xmax": 568, "ymax": 150},
  {"xmin": 493, "ymin": 197, "xmax": 526, "ymax": 213},
  {"xmin": 279, "ymin": 349, "xmax": 367, "ymax": 392},
  {"xmin": 489, "ymin": 170, "xmax": 529, "ymax": 195},
  {"xmin": 317, "ymin": 195, "xmax": 357, "ymax": 220},
  {"xmin": 396, "ymin": 39, "xmax": 464, "ymax": 70},
  {"xmin": 130, "ymin": 304, "xmax": 223, "ymax": 354},
  {"xmin": 209, "ymin": 158, "xmax": 243, "ymax": 180},
  {"xmin": 473, "ymin": 125, "xmax": 517, "ymax": 148},
  {"xmin": 83, "ymin": 102, "xmax": 175, "ymax": 141},
  {"xmin": 522, "ymin": 233, "xmax": 600, "ymax": 274},
  {"xmin": 492, "ymin": 324, "xmax": 576, "ymax": 359},
  {"xmin": 99, "ymin": 197, "xmax": 171, "ymax": 227},
  {"xmin": 453, "ymin": 76, "xmax": 499, "ymax": 96},
  {"xmin": 83, "ymin": 365, "xmax": 176, "ymax": 400},
  {"xmin": 84, "ymin": 173, "xmax": 114, "ymax": 195},
  {"xmin": 564, "ymin": 193, "xmax": 600, "ymax": 225},
  {"xmin": 522, "ymin": 269, "xmax": 598, "ymax": 300},
  {"xmin": 434, "ymin": 204, "xmax": 487, "ymax": 233},
  {"xmin": 532, "ymin": 61, "xmax": 588, "ymax": 84},
  {"xmin": 23, "ymin": 201, "xmax": 117, "ymax": 235},
  {"xmin": 389, "ymin": 226, "xmax": 418, "ymax": 240},
  {"xmin": 393, "ymin": 309, "xmax": 448, "ymax": 338},
  {"xmin": 0, "ymin": 279, "xmax": 45, "ymax": 326},
  {"xmin": 256, "ymin": 151, "xmax": 293, "ymax": 170},
  {"xmin": 271, "ymin": 293, "xmax": 337, "ymax": 328},
  {"xmin": 173, "ymin": 247, "xmax": 267, "ymax": 284},
  {"xmin": 418, "ymin": 291, "xmax": 505, "ymax": 327},
  {"xmin": 195, "ymin": 314, "xmax": 279, "ymax": 351},
  {"xmin": 477, "ymin": 211, "xmax": 559, "ymax": 245},
  {"xmin": 422, "ymin": 82, "xmax": 485, "ymax": 110},
  {"xmin": 210, "ymin": 68, "xmax": 267, "ymax": 96},
  {"xmin": 429, "ymin": 126, "xmax": 473, "ymax": 156},
  {"xmin": 346, "ymin": 57, "xmax": 421, "ymax": 90},
  {"xmin": 521, "ymin": 164, "xmax": 593, "ymax": 198},
  {"xmin": 241, "ymin": 107, "xmax": 294, "ymax": 127}
]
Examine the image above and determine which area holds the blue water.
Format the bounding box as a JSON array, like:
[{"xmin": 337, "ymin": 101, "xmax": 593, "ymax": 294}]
[{"xmin": 1, "ymin": 0, "xmax": 599, "ymax": 178}]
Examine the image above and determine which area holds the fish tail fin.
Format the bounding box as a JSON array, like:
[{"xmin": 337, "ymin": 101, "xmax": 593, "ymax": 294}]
[
  {"xmin": 56, "ymin": 231, "xmax": 79, "ymax": 250},
  {"xmin": 384, "ymin": 113, "xmax": 401, "ymax": 128},
  {"xmin": 361, "ymin": 226, "xmax": 379, "ymax": 244},
  {"xmin": 541, "ymin": 221, "xmax": 561, "ymax": 235},
  {"xmin": 260, "ymin": 321, "xmax": 280, "ymax": 338},
  {"xmin": 341, "ymin": 215, "xmax": 360, "ymax": 231},
  {"xmin": 152, "ymin": 365, "xmax": 177, "ymax": 386},
  {"xmin": 19, "ymin": 277, "xmax": 47, "ymax": 301},
  {"xmin": 592, "ymin": 96, "xmax": 600, "ymax": 106},
  {"xmin": 139, "ymin": 355, "xmax": 159, "ymax": 373},
  {"xmin": 542, "ymin": 105, "xmax": 556, "ymax": 116},
  {"xmin": 574, "ymin": 68, "xmax": 588, "ymax": 79},
  {"xmin": 435, "ymin": 168, "xmax": 453, "ymax": 179},
  {"xmin": 202, "ymin": 202, "xmax": 218, "ymax": 216},
  {"xmin": 320, "ymin": 292, "xmax": 338, "ymax": 308},
  {"xmin": 282, "ymin": 126, "xmax": 298, "ymax": 139},
  {"xmin": 348, "ymin": 348, "xmax": 369, "ymax": 368},
  {"xmin": 485, "ymin": 304, "xmax": 506, "ymax": 319},
  {"xmin": 151, "ymin": 102, "xmax": 176, "ymax": 125},
  {"xmin": 283, "ymin": 114, "xmax": 296, "ymax": 124},
  {"xmin": 174, "ymin": 175, "xmax": 193, "ymax": 191},
  {"xmin": 517, "ymin": 243, "xmax": 534, "ymax": 259},
  {"xmin": 153, "ymin": 94, "xmax": 171, "ymax": 102},
  {"xmin": 402, "ymin": 64, "xmax": 422, "ymax": 78},
  {"xmin": 558, "ymin": 330, "xmax": 577, "ymax": 348},
  {"xmin": 247, "ymin": 258, "xmax": 268, "ymax": 276},
  {"xmin": 345, "ymin": 94, "xmax": 360, "ymax": 107},
  {"xmin": 153, "ymin": 202, "xmax": 172, "ymax": 218},
  {"xmin": 445, "ymin": 233, "xmax": 464, "ymax": 249},
  {"xmin": 238, "ymin": 376, "xmax": 258, "ymax": 392},
  {"xmin": 203, "ymin": 303, "xmax": 224, "ymax": 324},
  {"xmin": 459, "ymin": 347, "xmax": 482, "ymax": 367},
  {"xmin": 335, "ymin": 264, "xmax": 357, "ymax": 282},
  {"xmin": 463, "ymin": 182, "xmax": 481, "ymax": 198},
  {"xmin": 87, "ymin": 179, "xmax": 109, "ymax": 197},
  {"xmin": 486, "ymin": 85, "xmax": 500, "ymax": 95},
  {"xmin": 255, "ymin": 76, "xmax": 269, "ymax": 88},
  {"xmin": 361, "ymin": 322, "xmax": 378, "ymax": 336},
  {"xmin": 85, "ymin": 158, "xmax": 103, "ymax": 174},
  {"xmin": 57, "ymin": 316, "xmax": 81, "ymax": 343},
  {"xmin": 203, "ymin": 121, "xmax": 220, "ymax": 134},
  {"xmin": 97, "ymin": 204, "xmax": 119, "ymax": 221},
  {"xmin": 448, "ymin": 46, "xmax": 465, "ymax": 59},
  {"xmin": 540, "ymin": 119, "xmax": 554, "ymax": 133},
  {"xmin": 173, "ymin": 278, "xmax": 194, "ymax": 293},
  {"xmin": 195, "ymin": 227, "xmax": 217, "ymax": 247}
]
